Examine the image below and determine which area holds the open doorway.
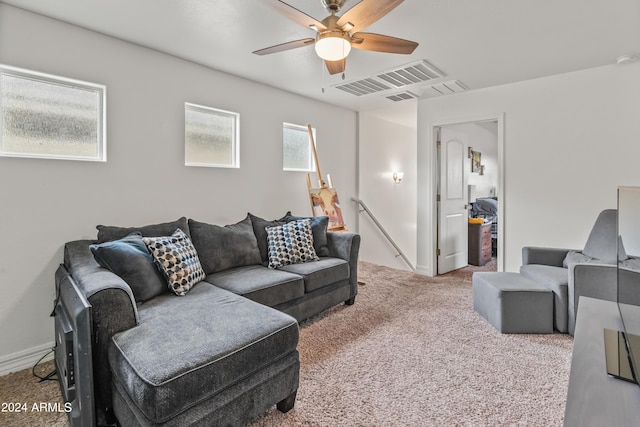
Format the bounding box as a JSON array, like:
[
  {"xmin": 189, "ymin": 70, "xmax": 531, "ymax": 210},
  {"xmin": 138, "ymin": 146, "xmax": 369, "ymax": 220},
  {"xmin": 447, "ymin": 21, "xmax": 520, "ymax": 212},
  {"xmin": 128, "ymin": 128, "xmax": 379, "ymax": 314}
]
[{"xmin": 435, "ymin": 119, "xmax": 502, "ymax": 275}]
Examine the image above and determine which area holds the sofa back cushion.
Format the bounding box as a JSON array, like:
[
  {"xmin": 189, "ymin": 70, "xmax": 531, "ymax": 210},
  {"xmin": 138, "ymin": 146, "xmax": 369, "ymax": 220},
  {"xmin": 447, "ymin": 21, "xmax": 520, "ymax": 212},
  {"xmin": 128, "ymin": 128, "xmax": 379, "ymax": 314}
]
[
  {"xmin": 97, "ymin": 217, "xmax": 190, "ymax": 243},
  {"xmin": 248, "ymin": 212, "xmax": 288, "ymax": 264},
  {"xmin": 90, "ymin": 233, "xmax": 167, "ymax": 302},
  {"xmin": 188, "ymin": 216, "xmax": 262, "ymax": 274},
  {"xmin": 582, "ymin": 209, "xmax": 627, "ymax": 261}
]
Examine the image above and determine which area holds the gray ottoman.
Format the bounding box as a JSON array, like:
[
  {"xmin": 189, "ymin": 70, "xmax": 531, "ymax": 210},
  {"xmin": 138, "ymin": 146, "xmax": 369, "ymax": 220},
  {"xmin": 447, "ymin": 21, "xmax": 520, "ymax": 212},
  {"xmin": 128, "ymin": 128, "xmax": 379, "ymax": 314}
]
[{"xmin": 473, "ymin": 272, "xmax": 553, "ymax": 333}]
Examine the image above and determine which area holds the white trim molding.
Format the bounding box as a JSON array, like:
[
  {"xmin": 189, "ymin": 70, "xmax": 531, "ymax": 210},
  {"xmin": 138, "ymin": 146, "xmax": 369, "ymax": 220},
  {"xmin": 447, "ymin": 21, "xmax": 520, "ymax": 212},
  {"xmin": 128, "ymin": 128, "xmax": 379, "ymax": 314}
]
[
  {"xmin": 418, "ymin": 112, "xmax": 505, "ymax": 276},
  {"xmin": 0, "ymin": 341, "xmax": 55, "ymax": 376}
]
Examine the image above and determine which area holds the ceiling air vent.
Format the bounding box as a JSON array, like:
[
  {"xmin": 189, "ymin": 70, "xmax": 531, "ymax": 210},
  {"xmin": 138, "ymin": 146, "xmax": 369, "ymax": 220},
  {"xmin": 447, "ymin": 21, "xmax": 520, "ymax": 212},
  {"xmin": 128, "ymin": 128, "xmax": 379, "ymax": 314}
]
[
  {"xmin": 385, "ymin": 91, "xmax": 418, "ymax": 102},
  {"xmin": 424, "ymin": 80, "xmax": 467, "ymax": 96},
  {"xmin": 334, "ymin": 77, "xmax": 392, "ymax": 96},
  {"xmin": 377, "ymin": 60, "xmax": 445, "ymax": 88}
]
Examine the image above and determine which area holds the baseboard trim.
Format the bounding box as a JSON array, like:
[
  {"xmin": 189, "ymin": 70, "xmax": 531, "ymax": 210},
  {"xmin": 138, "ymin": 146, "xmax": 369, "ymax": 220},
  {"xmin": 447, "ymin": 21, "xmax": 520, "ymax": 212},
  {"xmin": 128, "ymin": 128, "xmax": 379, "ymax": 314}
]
[
  {"xmin": 415, "ymin": 265, "xmax": 433, "ymax": 276},
  {"xmin": 0, "ymin": 342, "xmax": 55, "ymax": 376}
]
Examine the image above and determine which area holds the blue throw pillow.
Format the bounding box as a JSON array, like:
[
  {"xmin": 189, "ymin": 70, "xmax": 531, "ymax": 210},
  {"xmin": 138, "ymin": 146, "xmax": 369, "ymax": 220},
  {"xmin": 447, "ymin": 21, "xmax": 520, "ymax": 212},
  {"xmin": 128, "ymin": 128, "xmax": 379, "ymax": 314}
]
[{"xmin": 90, "ymin": 233, "xmax": 167, "ymax": 302}]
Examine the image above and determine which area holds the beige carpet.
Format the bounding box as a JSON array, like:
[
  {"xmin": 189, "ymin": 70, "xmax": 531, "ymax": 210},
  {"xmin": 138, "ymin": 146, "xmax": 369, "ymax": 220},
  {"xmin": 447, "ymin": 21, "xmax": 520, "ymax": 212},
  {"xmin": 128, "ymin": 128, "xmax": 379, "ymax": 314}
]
[{"xmin": 0, "ymin": 261, "xmax": 573, "ymax": 426}]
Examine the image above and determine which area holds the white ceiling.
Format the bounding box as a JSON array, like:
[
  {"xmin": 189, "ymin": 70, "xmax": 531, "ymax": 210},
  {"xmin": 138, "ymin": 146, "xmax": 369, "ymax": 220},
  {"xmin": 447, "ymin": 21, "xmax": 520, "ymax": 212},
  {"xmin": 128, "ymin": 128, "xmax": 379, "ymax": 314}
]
[{"xmin": 2, "ymin": 0, "xmax": 639, "ymax": 112}]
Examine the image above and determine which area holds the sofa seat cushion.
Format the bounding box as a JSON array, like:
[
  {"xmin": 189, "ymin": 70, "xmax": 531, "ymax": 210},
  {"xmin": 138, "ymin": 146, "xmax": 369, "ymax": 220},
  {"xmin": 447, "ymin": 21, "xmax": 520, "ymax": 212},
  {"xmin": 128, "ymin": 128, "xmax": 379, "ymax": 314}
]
[
  {"xmin": 206, "ymin": 265, "xmax": 304, "ymax": 307},
  {"xmin": 280, "ymin": 257, "xmax": 349, "ymax": 293},
  {"xmin": 109, "ymin": 283, "xmax": 298, "ymax": 424},
  {"xmin": 519, "ymin": 264, "xmax": 568, "ymax": 292}
]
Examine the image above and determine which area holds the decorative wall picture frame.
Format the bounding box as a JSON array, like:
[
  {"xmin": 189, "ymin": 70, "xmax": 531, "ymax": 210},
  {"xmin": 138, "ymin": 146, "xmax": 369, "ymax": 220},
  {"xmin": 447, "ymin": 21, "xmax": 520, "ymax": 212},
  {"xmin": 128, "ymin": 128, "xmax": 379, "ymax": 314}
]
[{"xmin": 471, "ymin": 151, "xmax": 482, "ymax": 173}]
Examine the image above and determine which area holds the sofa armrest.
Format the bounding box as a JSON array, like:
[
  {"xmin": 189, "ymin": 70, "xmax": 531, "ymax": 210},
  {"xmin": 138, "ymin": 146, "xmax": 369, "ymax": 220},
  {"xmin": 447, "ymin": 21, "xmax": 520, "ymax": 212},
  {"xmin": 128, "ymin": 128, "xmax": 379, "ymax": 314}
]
[
  {"xmin": 567, "ymin": 262, "xmax": 617, "ymax": 335},
  {"xmin": 619, "ymin": 267, "xmax": 640, "ymax": 306},
  {"xmin": 326, "ymin": 232, "xmax": 361, "ymax": 294},
  {"xmin": 63, "ymin": 240, "xmax": 138, "ymax": 424},
  {"xmin": 522, "ymin": 246, "xmax": 573, "ymax": 267}
]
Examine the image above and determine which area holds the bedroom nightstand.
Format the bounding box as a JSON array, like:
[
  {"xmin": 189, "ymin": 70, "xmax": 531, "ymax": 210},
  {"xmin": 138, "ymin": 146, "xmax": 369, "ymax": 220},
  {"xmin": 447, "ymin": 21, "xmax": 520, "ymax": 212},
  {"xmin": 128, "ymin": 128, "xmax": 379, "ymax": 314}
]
[{"xmin": 468, "ymin": 222, "xmax": 492, "ymax": 266}]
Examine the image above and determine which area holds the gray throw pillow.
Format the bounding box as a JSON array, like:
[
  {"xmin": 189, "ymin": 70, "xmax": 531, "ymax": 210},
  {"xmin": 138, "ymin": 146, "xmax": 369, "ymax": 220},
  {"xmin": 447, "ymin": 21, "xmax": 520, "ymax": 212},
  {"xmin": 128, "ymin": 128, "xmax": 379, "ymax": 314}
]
[
  {"xmin": 562, "ymin": 250, "xmax": 594, "ymax": 268},
  {"xmin": 621, "ymin": 256, "xmax": 640, "ymax": 271},
  {"xmin": 90, "ymin": 233, "xmax": 167, "ymax": 302},
  {"xmin": 248, "ymin": 212, "xmax": 289, "ymax": 263},
  {"xmin": 188, "ymin": 216, "xmax": 262, "ymax": 274},
  {"xmin": 285, "ymin": 214, "xmax": 330, "ymax": 257},
  {"xmin": 96, "ymin": 217, "xmax": 190, "ymax": 243}
]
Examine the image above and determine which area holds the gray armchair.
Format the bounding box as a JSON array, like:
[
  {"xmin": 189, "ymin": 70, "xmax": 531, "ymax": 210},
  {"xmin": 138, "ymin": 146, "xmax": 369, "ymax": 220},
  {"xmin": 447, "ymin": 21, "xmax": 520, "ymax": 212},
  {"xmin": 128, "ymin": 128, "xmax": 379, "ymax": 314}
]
[{"xmin": 521, "ymin": 209, "xmax": 619, "ymax": 335}]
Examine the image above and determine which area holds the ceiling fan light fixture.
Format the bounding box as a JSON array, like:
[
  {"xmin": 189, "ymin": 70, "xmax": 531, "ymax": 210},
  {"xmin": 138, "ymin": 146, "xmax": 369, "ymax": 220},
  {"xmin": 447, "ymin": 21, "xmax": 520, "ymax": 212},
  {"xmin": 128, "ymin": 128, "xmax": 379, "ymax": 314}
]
[{"xmin": 315, "ymin": 32, "xmax": 351, "ymax": 61}]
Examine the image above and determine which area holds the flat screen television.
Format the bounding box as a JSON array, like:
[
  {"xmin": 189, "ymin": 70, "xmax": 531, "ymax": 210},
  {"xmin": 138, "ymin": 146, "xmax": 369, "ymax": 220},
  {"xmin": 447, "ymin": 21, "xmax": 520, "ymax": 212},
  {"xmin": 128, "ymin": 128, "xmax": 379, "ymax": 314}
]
[
  {"xmin": 53, "ymin": 265, "xmax": 96, "ymax": 426},
  {"xmin": 604, "ymin": 186, "xmax": 640, "ymax": 385}
]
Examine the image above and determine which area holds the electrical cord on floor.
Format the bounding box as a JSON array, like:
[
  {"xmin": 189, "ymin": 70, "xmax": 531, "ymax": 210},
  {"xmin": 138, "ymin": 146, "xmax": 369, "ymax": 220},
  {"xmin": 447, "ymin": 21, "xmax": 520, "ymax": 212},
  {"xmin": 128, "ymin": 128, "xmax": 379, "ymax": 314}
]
[{"xmin": 32, "ymin": 348, "xmax": 57, "ymax": 382}]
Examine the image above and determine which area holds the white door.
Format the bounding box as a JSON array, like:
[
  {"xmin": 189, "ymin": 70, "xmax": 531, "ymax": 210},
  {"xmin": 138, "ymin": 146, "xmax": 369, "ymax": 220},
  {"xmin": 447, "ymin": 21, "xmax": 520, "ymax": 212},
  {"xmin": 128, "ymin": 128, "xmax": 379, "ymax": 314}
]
[{"xmin": 437, "ymin": 128, "xmax": 468, "ymax": 274}]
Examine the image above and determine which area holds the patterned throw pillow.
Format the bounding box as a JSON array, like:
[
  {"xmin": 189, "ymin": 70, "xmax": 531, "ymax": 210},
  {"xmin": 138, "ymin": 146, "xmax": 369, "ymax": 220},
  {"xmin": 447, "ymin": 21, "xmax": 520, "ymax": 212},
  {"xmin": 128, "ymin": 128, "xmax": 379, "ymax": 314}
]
[
  {"xmin": 142, "ymin": 228, "xmax": 206, "ymax": 296},
  {"xmin": 266, "ymin": 219, "xmax": 319, "ymax": 269}
]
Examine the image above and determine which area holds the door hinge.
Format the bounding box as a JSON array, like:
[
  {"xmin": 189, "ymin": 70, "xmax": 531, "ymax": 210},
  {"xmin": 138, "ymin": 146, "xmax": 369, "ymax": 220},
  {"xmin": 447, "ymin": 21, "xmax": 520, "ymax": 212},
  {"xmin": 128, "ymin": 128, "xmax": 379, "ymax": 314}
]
[
  {"xmin": 436, "ymin": 140, "xmax": 441, "ymax": 148},
  {"xmin": 436, "ymin": 194, "xmax": 441, "ymax": 202},
  {"xmin": 436, "ymin": 248, "xmax": 441, "ymax": 256}
]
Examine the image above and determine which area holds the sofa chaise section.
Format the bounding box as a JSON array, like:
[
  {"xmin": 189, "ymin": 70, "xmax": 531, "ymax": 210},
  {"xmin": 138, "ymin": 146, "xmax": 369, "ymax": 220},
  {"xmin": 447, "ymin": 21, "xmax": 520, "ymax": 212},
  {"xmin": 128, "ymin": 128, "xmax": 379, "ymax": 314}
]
[
  {"xmin": 109, "ymin": 283, "xmax": 299, "ymax": 426},
  {"xmin": 520, "ymin": 209, "xmax": 621, "ymax": 335}
]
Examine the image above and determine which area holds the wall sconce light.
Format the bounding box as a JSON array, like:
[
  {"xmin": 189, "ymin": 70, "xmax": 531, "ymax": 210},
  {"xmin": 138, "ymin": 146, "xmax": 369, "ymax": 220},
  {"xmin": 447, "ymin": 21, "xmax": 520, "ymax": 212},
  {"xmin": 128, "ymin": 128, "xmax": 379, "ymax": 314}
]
[{"xmin": 393, "ymin": 172, "xmax": 404, "ymax": 184}]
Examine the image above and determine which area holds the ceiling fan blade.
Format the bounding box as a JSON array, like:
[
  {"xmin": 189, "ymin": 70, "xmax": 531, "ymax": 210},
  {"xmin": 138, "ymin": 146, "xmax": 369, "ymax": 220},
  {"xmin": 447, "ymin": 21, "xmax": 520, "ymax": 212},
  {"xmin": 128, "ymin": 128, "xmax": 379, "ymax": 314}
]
[
  {"xmin": 325, "ymin": 58, "xmax": 346, "ymax": 75},
  {"xmin": 337, "ymin": 0, "xmax": 404, "ymax": 33},
  {"xmin": 264, "ymin": 0, "xmax": 327, "ymax": 31},
  {"xmin": 351, "ymin": 32, "xmax": 418, "ymax": 54},
  {"xmin": 253, "ymin": 38, "xmax": 315, "ymax": 56}
]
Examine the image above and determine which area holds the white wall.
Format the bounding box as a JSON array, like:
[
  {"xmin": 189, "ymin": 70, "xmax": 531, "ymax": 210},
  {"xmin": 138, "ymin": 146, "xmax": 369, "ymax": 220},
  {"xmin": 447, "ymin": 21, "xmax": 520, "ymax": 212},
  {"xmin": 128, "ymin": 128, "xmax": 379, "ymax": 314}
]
[
  {"xmin": 459, "ymin": 122, "xmax": 498, "ymax": 200},
  {"xmin": 418, "ymin": 62, "xmax": 640, "ymax": 274},
  {"xmin": 358, "ymin": 104, "xmax": 417, "ymax": 271},
  {"xmin": 0, "ymin": 5, "xmax": 357, "ymax": 372}
]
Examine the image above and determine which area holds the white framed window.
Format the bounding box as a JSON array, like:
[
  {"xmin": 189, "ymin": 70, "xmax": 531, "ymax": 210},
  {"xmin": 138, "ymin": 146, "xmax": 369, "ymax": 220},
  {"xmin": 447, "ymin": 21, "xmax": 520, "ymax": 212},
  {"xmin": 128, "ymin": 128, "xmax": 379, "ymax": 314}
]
[
  {"xmin": 0, "ymin": 64, "xmax": 106, "ymax": 161},
  {"xmin": 184, "ymin": 103, "xmax": 239, "ymax": 168},
  {"xmin": 283, "ymin": 122, "xmax": 316, "ymax": 172}
]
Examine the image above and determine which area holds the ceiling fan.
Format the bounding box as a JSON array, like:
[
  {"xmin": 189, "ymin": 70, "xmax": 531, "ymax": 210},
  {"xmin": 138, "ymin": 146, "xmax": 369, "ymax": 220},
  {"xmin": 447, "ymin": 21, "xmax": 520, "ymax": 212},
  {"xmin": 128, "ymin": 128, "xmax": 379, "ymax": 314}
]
[{"xmin": 253, "ymin": 0, "xmax": 418, "ymax": 75}]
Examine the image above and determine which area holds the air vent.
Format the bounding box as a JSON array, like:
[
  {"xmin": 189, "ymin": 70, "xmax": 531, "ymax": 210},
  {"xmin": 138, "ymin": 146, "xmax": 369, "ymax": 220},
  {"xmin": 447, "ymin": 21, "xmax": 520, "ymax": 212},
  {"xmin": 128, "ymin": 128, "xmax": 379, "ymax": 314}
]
[
  {"xmin": 334, "ymin": 59, "xmax": 445, "ymax": 96},
  {"xmin": 334, "ymin": 77, "xmax": 391, "ymax": 96},
  {"xmin": 424, "ymin": 80, "xmax": 467, "ymax": 96},
  {"xmin": 385, "ymin": 91, "xmax": 418, "ymax": 102},
  {"xmin": 377, "ymin": 60, "xmax": 444, "ymax": 88}
]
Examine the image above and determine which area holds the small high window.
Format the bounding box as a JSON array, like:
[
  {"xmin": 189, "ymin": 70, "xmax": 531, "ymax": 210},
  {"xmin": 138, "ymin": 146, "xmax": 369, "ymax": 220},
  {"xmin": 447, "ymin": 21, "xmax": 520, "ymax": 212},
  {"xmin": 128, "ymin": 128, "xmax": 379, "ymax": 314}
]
[
  {"xmin": 283, "ymin": 122, "xmax": 316, "ymax": 172},
  {"xmin": 0, "ymin": 65, "xmax": 106, "ymax": 161},
  {"xmin": 184, "ymin": 103, "xmax": 240, "ymax": 168}
]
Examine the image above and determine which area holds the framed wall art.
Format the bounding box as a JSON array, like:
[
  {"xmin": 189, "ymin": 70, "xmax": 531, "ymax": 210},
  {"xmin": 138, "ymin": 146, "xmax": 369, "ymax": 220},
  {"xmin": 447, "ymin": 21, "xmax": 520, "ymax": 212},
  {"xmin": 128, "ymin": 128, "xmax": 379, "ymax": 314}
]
[{"xmin": 471, "ymin": 150, "xmax": 481, "ymax": 173}]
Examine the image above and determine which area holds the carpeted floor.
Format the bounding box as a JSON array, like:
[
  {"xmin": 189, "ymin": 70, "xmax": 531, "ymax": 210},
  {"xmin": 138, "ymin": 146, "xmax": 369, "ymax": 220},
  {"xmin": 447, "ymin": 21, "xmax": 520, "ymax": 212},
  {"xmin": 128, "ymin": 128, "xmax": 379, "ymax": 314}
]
[{"xmin": 0, "ymin": 260, "xmax": 573, "ymax": 426}]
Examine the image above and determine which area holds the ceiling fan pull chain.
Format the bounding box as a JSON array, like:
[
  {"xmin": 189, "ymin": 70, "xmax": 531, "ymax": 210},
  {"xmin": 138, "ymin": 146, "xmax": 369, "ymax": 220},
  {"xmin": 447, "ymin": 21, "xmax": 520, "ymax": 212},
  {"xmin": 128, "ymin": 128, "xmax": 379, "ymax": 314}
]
[{"xmin": 321, "ymin": 58, "xmax": 325, "ymax": 93}]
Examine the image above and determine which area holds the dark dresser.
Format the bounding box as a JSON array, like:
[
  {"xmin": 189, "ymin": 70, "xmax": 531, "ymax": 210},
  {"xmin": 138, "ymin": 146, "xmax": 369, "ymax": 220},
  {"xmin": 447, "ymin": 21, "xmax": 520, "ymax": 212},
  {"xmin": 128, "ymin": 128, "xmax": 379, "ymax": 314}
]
[{"xmin": 468, "ymin": 222, "xmax": 492, "ymax": 266}]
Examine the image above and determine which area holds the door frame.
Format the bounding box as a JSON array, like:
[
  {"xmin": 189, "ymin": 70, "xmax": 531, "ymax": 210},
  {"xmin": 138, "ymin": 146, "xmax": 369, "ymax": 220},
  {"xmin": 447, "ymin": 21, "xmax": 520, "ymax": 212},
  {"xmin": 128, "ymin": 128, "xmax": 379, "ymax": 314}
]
[{"xmin": 422, "ymin": 113, "xmax": 505, "ymax": 275}]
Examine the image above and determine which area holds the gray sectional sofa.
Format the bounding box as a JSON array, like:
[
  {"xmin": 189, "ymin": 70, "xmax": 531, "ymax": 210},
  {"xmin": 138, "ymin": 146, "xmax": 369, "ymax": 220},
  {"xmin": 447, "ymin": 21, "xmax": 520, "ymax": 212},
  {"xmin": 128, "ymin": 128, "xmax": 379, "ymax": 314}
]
[
  {"xmin": 57, "ymin": 214, "xmax": 360, "ymax": 426},
  {"xmin": 474, "ymin": 209, "xmax": 640, "ymax": 335}
]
